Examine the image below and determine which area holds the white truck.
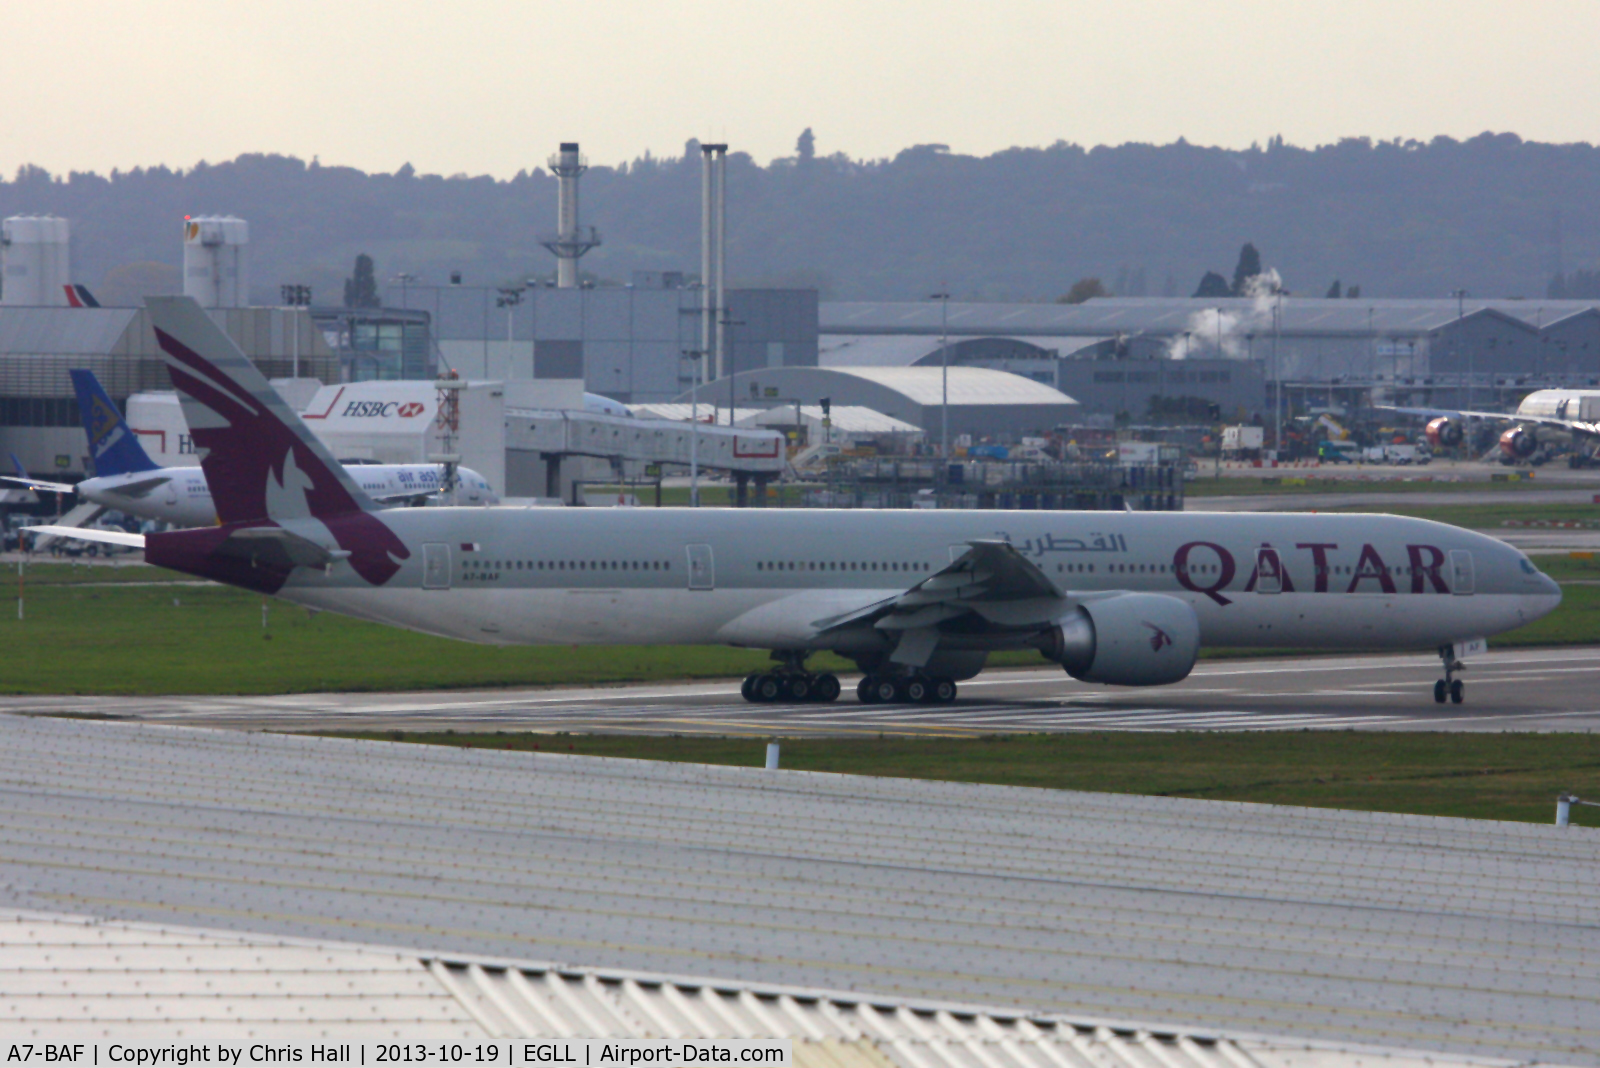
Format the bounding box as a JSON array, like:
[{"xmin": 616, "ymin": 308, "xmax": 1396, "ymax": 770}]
[{"xmin": 1221, "ymin": 425, "xmax": 1264, "ymax": 460}]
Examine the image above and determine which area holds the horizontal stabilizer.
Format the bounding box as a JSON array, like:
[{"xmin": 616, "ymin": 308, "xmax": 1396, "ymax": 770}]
[
  {"xmin": 27, "ymin": 525, "xmax": 145, "ymax": 550},
  {"xmin": 0, "ymin": 474, "xmax": 75, "ymax": 495}
]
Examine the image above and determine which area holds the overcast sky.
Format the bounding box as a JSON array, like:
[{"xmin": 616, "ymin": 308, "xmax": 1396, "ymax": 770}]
[{"xmin": 2, "ymin": 0, "xmax": 1596, "ymax": 178}]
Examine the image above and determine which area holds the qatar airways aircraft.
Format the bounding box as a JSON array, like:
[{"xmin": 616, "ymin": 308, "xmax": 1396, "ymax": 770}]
[
  {"xmin": 41, "ymin": 297, "xmax": 1562, "ymax": 707},
  {"xmin": 3, "ymin": 368, "xmax": 497, "ymax": 530}
]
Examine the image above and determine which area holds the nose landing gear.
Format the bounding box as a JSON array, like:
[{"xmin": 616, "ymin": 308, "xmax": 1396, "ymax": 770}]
[{"xmin": 1434, "ymin": 645, "xmax": 1465, "ymax": 704}]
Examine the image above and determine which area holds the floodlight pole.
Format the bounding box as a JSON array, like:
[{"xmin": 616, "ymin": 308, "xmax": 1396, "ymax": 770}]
[{"xmin": 933, "ymin": 291, "xmax": 950, "ymax": 460}]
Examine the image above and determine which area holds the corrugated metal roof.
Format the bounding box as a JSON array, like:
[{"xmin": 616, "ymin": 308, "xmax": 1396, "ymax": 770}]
[
  {"xmin": 0, "ymin": 306, "xmax": 137, "ymax": 354},
  {"xmin": 828, "ymin": 367, "xmax": 1077, "ymax": 405},
  {"xmin": 2, "ymin": 910, "xmax": 1540, "ymax": 1068},
  {"xmin": 821, "ymin": 299, "xmax": 1600, "ymax": 339},
  {"xmin": 0, "ymin": 716, "xmax": 1596, "ymax": 1064}
]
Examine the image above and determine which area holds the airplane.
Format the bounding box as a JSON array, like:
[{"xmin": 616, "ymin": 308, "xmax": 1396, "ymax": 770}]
[
  {"xmin": 1384, "ymin": 389, "xmax": 1600, "ymax": 466},
  {"xmin": 39, "ymin": 297, "xmax": 1562, "ymax": 707},
  {"xmin": 2, "ymin": 369, "xmax": 499, "ymax": 532}
]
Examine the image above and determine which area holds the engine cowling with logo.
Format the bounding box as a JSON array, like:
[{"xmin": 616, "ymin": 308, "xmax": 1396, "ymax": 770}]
[
  {"xmin": 1425, "ymin": 416, "xmax": 1464, "ymax": 449},
  {"xmin": 1499, "ymin": 425, "xmax": 1538, "ymax": 459},
  {"xmin": 1040, "ymin": 592, "xmax": 1200, "ymax": 686}
]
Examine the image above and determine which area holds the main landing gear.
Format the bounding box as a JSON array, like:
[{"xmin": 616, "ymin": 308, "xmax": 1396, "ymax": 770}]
[
  {"xmin": 741, "ymin": 653, "xmax": 842, "ymax": 704},
  {"xmin": 1434, "ymin": 645, "xmax": 1465, "ymax": 705},
  {"xmin": 857, "ymin": 673, "xmax": 958, "ymax": 705}
]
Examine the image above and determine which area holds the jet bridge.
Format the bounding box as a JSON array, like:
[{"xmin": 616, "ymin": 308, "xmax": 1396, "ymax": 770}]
[{"xmin": 504, "ymin": 408, "xmax": 785, "ymax": 505}]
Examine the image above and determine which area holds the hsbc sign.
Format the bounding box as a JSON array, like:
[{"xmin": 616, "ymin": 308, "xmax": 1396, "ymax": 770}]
[{"xmin": 341, "ymin": 400, "xmax": 427, "ymax": 418}]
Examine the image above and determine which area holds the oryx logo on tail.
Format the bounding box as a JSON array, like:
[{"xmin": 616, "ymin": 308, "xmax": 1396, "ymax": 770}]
[{"xmin": 145, "ymin": 297, "xmax": 409, "ymax": 586}]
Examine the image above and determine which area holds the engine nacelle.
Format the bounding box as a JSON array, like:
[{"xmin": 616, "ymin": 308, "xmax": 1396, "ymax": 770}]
[
  {"xmin": 1499, "ymin": 425, "xmax": 1538, "ymax": 459},
  {"xmin": 1040, "ymin": 593, "xmax": 1200, "ymax": 687},
  {"xmin": 1425, "ymin": 416, "xmax": 1463, "ymax": 448}
]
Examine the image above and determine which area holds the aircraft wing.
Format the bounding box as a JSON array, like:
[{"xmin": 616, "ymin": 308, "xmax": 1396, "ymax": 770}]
[
  {"xmin": 369, "ymin": 491, "xmax": 432, "ymax": 507},
  {"xmin": 812, "ymin": 539, "xmax": 1069, "ymax": 666},
  {"xmin": 1375, "ymin": 404, "xmax": 1600, "ymax": 438}
]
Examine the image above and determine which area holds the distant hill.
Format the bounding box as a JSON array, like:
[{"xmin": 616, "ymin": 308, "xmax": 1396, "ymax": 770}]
[{"xmin": 3, "ymin": 132, "xmax": 1598, "ymax": 305}]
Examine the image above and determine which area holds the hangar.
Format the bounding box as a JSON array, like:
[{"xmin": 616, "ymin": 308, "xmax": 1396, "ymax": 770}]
[
  {"xmin": 678, "ymin": 366, "xmax": 1078, "ymax": 441},
  {"xmin": 821, "ymin": 296, "xmax": 1600, "ymax": 416}
]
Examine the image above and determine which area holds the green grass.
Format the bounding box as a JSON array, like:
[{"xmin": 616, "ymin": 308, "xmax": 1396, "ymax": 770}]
[
  {"xmin": 1183, "ymin": 473, "xmax": 1568, "ymax": 497},
  {"xmin": 2, "ymin": 558, "xmax": 1597, "ymax": 694},
  {"xmin": 1320, "ymin": 501, "xmax": 1600, "ymax": 527},
  {"xmin": 316, "ymin": 730, "xmax": 1600, "ymax": 827}
]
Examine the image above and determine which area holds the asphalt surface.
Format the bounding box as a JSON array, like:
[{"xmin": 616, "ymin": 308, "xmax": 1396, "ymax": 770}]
[{"xmin": 6, "ymin": 644, "xmax": 1599, "ymax": 735}]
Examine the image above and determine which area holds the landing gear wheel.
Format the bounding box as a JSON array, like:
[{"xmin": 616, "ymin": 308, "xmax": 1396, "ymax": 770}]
[
  {"xmin": 813, "ymin": 674, "xmax": 841, "ymax": 703},
  {"xmin": 786, "ymin": 675, "xmax": 812, "ymax": 702},
  {"xmin": 741, "ymin": 674, "xmax": 759, "ymax": 702},
  {"xmin": 933, "ymin": 678, "xmax": 957, "ymax": 703},
  {"xmin": 1435, "ymin": 645, "xmax": 1467, "ymax": 707},
  {"xmin": 873, "ymin": 676, "xmax": 902, "ymax": 704},
  {"xmin": 755, "ymin": 674, "xmax": 783, "ymax": 702},
  {"xmin": 905, "ymin": 676, "xmax": 932, "ymax": 703},
  {"xmin": 857, "ymin": 676, "xmax": 879, "ymax": 703}
]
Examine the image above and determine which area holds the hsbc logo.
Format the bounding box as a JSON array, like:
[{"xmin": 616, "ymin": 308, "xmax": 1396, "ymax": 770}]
[{"xmin": 341, "ymin": 400, "xmax": 426, "ymax": 418}]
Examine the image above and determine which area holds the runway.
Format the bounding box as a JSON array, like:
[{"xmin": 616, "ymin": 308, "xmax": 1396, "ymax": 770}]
[{"xmin": 6, "ymin": 644, "xmax": 1600, "ymax": 735}]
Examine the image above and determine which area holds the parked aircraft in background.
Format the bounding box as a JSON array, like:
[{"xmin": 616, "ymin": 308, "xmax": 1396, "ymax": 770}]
[
  {"xmin": 1386, "ymin": 389, "xmax": 1600, "ymax": 465},
  {"xmin": 40, "ymin": 298, "xmax": 1562, "ymax": 707},
  {"xmin": 1, "ymin": 369, "xmax": 498, "ymax": 532}
]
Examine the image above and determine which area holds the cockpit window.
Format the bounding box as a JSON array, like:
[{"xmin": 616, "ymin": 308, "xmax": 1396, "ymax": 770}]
[{"xmin": 1519, "ymin": 558, "xmax": 1539, "ymax": 575}]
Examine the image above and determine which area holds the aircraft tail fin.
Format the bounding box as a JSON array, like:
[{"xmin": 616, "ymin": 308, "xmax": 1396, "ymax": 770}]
[
  {"xmin": 63, "ymin": 284, "xmax": 100, "ymax": 308},
  {"xmin": 145, "ymin": 296, "xmax": 383, "ymax": 527},
  {"xmin": 68, "ymin": 369, "xmax": 160, "ymax": 477}
]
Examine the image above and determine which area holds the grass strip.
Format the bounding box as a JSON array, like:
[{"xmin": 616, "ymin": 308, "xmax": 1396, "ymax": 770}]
[{"xmin": 315, "ymin": 729, "xmax": 1600, "ymax": 827}]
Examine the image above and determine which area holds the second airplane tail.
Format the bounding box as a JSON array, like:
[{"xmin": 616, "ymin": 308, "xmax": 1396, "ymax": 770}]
[{"xmin": 69, "ymin": 369, "xmax": 160, "ymax": 478}]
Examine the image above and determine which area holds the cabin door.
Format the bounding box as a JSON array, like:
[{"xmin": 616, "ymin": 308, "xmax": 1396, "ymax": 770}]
[
  {"xmin": 686, "ymin": 544, "xmax": 715, "ymax": 591},
  {"xmin": 422, "ymin": 543, "xmax": 452, "ymax": 590},
  {"xmin": 1448, "ymin": 550, "xmax": 1474, "ymax": 596},
  {"xmin": 1255, "ymin": 547, "xmax": 1283, "ymax": 594}
]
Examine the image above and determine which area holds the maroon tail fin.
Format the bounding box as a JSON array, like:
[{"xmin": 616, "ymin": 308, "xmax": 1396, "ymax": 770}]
[{"xmin": 145, "ymin": 296, "xmax": 407, "ymax": 586}]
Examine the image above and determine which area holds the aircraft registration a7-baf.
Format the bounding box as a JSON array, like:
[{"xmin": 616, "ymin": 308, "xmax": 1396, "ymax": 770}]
[{"xmin": 42, "ymin": 297, "xmax": 1562, "ymax": 707}]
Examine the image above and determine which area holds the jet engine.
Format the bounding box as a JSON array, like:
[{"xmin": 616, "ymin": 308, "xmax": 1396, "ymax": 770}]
[
  {"xmin": 1425, "ymin": 416, "xmax": 1464, "ymax": 448},
  {"xmin": 1039, "ymin": 593, "xmax": 1200, "ymax": 686},
  {"xmin": 1499, "ymin": 425, "xmax": 1538, "ymax": 460}
]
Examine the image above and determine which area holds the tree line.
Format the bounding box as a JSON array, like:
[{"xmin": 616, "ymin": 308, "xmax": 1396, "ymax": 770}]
[{"xmin": 1, "ymin": 130, "xmax": 1597, "ymax": 306}]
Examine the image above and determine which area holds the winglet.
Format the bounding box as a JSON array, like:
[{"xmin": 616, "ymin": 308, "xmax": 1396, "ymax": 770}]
[{"xmin": 68, "ymin": 369, "xmax": 160, "ymax": 477}]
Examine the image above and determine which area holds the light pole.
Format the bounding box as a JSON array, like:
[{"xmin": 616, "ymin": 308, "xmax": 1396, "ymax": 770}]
[
  {"xmin": 685, "ymin": 349, "xmax": 704, "ymax": 507},
  {"xmin": 496, "ymin": 287, "xmax": 523, "ymax": 379},
  {"xmin": 932, "ymin": 291, "xmax": 950, "ymax": 460},
  {"xmin": 280, "ymin": 284, "xmax": 310, "ymax": 378},
  {"xmin": 1452, "ymin": 288, "xmax": 1469, "ymax": 408}
]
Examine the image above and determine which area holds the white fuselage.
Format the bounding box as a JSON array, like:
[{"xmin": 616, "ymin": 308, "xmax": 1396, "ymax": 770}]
[
  {"xmin": 272, "ymin": 508, "xmax": 1561, "ymax": 657},
  {"xmin": 81, "ymin": 464, "xmax": 498, "ymax": 527}
]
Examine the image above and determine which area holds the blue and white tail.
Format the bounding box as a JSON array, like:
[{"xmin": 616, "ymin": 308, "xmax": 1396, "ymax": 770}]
[{"xmin": 69, "ymin": 369, "xmax": 160, "ymax": 477}]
